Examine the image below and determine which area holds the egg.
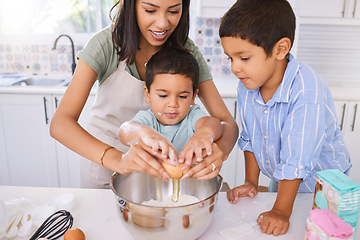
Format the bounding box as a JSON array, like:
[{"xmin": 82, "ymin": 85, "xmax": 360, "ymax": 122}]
[
  {"xmin": 64, "ymin": 228, "xmax": 85, "ymax": 240},
  {"xmin": 161, "ymin": 162, "xmax": 188, "ymax": 179}
]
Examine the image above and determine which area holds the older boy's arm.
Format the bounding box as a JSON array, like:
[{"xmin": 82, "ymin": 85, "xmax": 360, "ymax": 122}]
[
  {"xmin": 257, "ymin": 178, "xmax": 301, "ymax": 236},
  {"xmin": 273, "ymin": 178, "xmax": 301, "ymax": 216},
  {"xmin": 244, "ymin": 151, "xmax": 260, "ymax": 188},
  {"xmin": 227, "ymin": 151, "xmax": 260, "ymax": 202}
]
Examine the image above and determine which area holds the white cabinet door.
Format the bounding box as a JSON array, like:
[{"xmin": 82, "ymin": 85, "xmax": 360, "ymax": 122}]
[
  {"xmin": 354, "ymin": 0, "xmax": 360, "ymax": 18},
  {"xmin": 195, "ymin": 97, "xmax": 241, "ymax": 188},
  {"xmin": 196, "ymin": 0, "xmax": 236, "ymax": 18},
  {"xmin": 299, "ymin": 0, "xmax": 346, "ymax": 18},
  {"xmin": 196, "ymin": 0, "xmax": 297, "ymax": 18},
  {"xmin": 0, "ymin": 109, "xmax": 10, "ymax": 185},
  {"xmin": 221, "ymin": 97, "xmax": 241, "ymax": 189},
  {"xmin": 54, "ymin": 94, "xmax": 96, "ymax": 188},
  {"xmin": 0, "ymin": 93, "xmax": 59, "ymax": 187},
  {"xmin": 341, "ymin": 101, "xmax": 360, "ymax": 183},
  {"xmin": 298, "ymin": 0, "xmax": 360, "ymax": 19},
  {"xmin": 334, "ymin": 99, "xmax": 360, "ymax": 183},
  {"xmin": 334, "ymin": 100, "xmax": 347, "ymax": 131}
]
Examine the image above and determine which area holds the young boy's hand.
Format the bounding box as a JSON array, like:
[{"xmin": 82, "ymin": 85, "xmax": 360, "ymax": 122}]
[
  {"xmin": 178, "ymin": 127, "xmax": 215, "ymax": 167},
  {"xmin": 257, "ymin": 208, "xmax": 290, "ymax": 236},
  {"xmin": 227, "ymin": 182, "xmax": 258, "ymax": 204},
  {"xmin": 141, "ymin": 128, "xmax": 178, "ymax": 164}
]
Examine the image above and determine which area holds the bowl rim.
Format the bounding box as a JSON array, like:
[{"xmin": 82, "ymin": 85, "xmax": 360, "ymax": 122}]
[{"xmin": 110, "ymin": 172, "xmax": 223, "ymax": 209}]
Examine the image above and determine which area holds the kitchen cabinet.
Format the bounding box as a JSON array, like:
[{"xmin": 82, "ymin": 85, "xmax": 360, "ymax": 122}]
[
  {"xmin": 0, "ymin": 93, "xmax": 58, "ymax": 187},
  {"xmin": 298, "ymin": 0, "xmax": 346, "ymax": 18},
  {"xmin": 298, "ymin": 0, "xmax": 360, "ymax": 19},
  {"xmin": 195, "ymin": 97, "xmax": 241, "ymax": 188},
  {"xmin": 221, "ymin": 97, "xmax": 243, "ymax": 189},
  {"xmin": 334, "ymin": 100, "xmax": 360, "ymax": 184},
  {"xmin": 194, "ymin": 0, "xmax": 297, "ymax": 18},
  {"xmin": 355, "ymin": 0, "xmax": 360, "ymax": 18},
  {"xmin": 0, "ymin": 91, "xmax": 95, "ymax": 188},
  {"xmin": 53, "ymin": 94, "xmax": 95, "ymax": 188}
]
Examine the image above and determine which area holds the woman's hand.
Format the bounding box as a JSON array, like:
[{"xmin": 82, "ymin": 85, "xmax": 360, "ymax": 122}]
[
  {"xmin": 119, "ymin": 122, "xmax": 178, "ymax": 164},
  {"xmin": 181, "ymin": 142, "xmax": 225, "ymax": 180},
  {"xmin": 116, "ymin": 140, "xmax": 171, "ymax": 181}
]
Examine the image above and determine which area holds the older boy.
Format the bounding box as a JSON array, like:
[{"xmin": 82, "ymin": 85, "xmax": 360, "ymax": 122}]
[
  {"xmin": 219, "ymin": 0, "xmax": 351, "ymax": 236},
  {"xmin": 119, "ymin": 47, "xmax": 223, "ymax": 177}
]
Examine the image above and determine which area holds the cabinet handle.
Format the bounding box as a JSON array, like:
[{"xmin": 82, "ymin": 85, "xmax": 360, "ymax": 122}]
[
  {"xmin": 340, "ymin": 103, "xmax": 346, "ymax": 131},
  {"xmin": 351, "ymin": 104, "xmax": 358, "ymax": 131},
  {"xmin": 234, "ymin": 100, "xmax": 237, "ymax": 120},
  {"xmin": 43, "ymin": 97, "xmax": 49, "ymax": 125},
  {"xmin": 55, "ymin": 97, "xmax": 59, "ymax": 109},
  {"xmin": 354, "ymin": 0, "xmax": 358, "ymax": 17},
  {"xmin": 343, "ymin": 0, "xmax": 347, "ymax": 17}
]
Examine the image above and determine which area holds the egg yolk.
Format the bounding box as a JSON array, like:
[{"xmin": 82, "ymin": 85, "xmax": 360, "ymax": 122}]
[{"xmin": 161, "ymin": 162, "xmax": 188, "ymax": 179}]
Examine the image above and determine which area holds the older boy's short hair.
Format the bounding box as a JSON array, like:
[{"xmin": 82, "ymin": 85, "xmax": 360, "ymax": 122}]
[
  {"xmin": 145, "ymin": 47, "xmax": 199, "ymax": 95},
  {"xmin": 219, "ymin": 0, "xmax": 295, "ymax": 56}
]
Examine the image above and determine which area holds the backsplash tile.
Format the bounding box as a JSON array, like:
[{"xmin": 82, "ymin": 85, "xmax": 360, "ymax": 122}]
[
  {"xmin": 0, "ymin": 17, "xmax": 231, "ymax": 78},
  {"xmin": 194, "ymin": 17, "xmax": 232, "ymax": 77},
  {"xmin": 0, "ymin": 43, "xmax": 82, "ymax": 75}
]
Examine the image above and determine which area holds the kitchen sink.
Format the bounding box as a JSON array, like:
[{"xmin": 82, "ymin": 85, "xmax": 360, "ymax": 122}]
[
  {"xmin": 0, "ymin": 74, "xmax": 71, "ymax": 87},
  {"xmin": 10, "ymin": 77, "xmax": 69, "ymax": 86}
]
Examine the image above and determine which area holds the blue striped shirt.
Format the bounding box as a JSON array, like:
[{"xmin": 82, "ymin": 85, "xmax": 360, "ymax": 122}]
[{"xmin": 237, "ymin": 54, "xmax": 351, "ymax": 192}]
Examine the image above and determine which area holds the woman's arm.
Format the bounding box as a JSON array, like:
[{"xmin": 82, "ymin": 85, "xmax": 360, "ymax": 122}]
[
  {"xmin": 198, "ymin": 80, "xmax": 239, "ymax": 157},
  {"xmin": 183, "ymin": 80, "xmax": 239, "ymax": 179},
  {"xmin": 50, "ymin": 60, "xmax": 110, "ymax": 164},
  {"xmin": 50, "ymin": 60, "xmax": 169, "ymax": 180}
]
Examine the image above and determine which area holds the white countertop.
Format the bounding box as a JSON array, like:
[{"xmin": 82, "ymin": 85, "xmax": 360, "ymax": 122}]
[
  {"xmin": 1, "ymin": 75, "xmax": 359, "ymax": 101},
  {"xmin": 0, "ymin": 185, "xmax": 322, "ymax": 240}
]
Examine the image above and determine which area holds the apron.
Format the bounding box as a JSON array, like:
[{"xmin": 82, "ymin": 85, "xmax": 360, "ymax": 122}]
[{"xmin": 80, "ymin": 60, "xmax": 150, "ymax": 188}]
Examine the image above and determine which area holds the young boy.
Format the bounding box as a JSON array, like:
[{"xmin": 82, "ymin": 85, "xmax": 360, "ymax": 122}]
[
  {"xmin": 219, "ymin": 0, "xmax": 351, "ymax": 236},
  {"xmin": 119, "ymin": 47, "xmax": 223, "ymax": 175}
]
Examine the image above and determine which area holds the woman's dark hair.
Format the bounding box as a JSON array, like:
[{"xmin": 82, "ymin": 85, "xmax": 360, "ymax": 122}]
[
  {"xmin": 110, "ymin": 0, "xmax": 190, "ymax": 64},
  {"xmin": 145, "ymin": 47, "xmax": 199, "ymax": 95},
  {"xmin": 219, "ymin": 0, "xmax": 295, "ymax": 56}
]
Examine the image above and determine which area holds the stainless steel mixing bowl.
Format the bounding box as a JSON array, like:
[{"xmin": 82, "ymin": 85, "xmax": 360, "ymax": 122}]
[{"xmin": 110, "ymin": 172, "xmax": 223, "ymax": 240}]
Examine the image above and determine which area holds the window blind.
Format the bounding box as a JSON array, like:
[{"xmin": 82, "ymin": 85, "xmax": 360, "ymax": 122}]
[{"xmin": 296, "ymin": 24, "xmax": 360, "ymax": 85}]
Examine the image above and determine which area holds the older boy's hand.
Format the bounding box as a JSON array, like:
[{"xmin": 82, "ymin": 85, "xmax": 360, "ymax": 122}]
[
  {"xmin": 227, "ymin": 182, "xmax": 258, "ymax": 204},
  {"xmin": 257, "ymin": 208, "xmax": 290, "ymax": 236}
]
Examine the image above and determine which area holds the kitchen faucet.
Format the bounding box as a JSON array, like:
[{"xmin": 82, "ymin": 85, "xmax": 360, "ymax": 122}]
[{"xmin": 52, "ymin": 34, "xmax": 76, "ymax": 75}]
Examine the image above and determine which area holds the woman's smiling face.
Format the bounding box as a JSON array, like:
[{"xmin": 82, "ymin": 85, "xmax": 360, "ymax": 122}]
[{"xmin": 136, "ymin": 0, "xmax": 182, "ymax": 48}]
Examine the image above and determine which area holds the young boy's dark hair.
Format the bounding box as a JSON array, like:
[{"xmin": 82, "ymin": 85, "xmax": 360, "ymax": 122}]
[
  {"xmin": 219, "ymin": 0, "xmax": 296, "ymax": 56},
  {"xmin": 145, "ymin": 47, "xmax": 199, "ymax": 95}
]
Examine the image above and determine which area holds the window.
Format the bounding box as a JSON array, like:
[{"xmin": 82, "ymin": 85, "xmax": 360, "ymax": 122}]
[{"xmin": 0, "ymin": 0, "xmax": 118, "ymax": 44}]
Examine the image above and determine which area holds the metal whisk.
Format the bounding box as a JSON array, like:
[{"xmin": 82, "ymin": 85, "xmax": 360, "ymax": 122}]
[{"xmin": 29, "ymin": 210, "xmax": 73, "ymax": 240}]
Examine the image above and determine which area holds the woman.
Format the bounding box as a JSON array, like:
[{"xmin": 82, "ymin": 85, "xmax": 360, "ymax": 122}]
[{"xmin": 50, "ymin": 0, "xmax": 239, "ymax": 188}]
